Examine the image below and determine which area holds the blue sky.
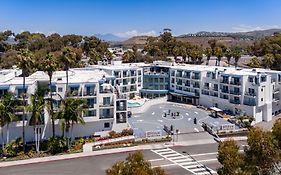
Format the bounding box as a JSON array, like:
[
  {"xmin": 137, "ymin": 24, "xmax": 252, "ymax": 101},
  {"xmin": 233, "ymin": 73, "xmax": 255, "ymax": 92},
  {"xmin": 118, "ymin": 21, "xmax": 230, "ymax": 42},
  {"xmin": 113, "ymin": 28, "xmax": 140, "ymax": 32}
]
[{"xmin": 1, "ymin": 0, "xmax": 281, "ymax": 37}]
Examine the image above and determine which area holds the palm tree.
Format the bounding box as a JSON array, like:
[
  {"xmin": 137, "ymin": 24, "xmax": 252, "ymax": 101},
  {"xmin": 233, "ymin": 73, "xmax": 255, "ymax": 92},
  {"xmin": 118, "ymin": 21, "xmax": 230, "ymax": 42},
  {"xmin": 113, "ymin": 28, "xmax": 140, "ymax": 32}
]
[
  {"xmin": 60, "ymin": 47, "xmax": 75, "ymax": 95},
  {"xmin": 205, "ymin": 47, "xmax": 212, "ymax": 65},
  {"xmin": 56, "ymin": 98, "xmax": 86, "ymax": 148},
  {"xmin": 232, "ymin": 48, "xmax": 242, "ymax": 68},
  {"xmin": 42, "ymin": 53, "xmax": 58, "ymax": 137},
  {"xmin": 225, "ymin": 49, "xmax": 233, "ymax": 67},
  {"xmin": 17, "ymin": 49, "xmax": 34, "ymax": 151},
  {"xmin": 27, "ymin": 92, "xmax": 45, "ymax": 152},
  {"xmin": 214, "ymin": 47, "xmax": 223, "ymax": 66},
  {"xmin": 0, "ymin": 93, "xmax": 16, "ymax": 151}
]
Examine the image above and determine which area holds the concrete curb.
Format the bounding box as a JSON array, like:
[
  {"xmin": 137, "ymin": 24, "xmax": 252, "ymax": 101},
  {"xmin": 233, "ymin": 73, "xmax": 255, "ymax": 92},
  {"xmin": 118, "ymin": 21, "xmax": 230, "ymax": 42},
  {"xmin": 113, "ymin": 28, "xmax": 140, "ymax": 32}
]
[
  {"xmin": 0, "ymin": 139, "xmax": 218, "ymax": 168},
  {"xmin": 0, "ymin": 143, "xmax": 170, "ymax": 168}
]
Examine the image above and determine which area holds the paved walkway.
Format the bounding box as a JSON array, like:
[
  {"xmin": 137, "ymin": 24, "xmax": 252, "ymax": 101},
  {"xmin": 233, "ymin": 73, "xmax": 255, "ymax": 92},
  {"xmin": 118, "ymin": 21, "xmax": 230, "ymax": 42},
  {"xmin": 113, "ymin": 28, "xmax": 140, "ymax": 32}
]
[{"xmin": 254, "ymin": 115, "xmax": 281, "ymax": 131}]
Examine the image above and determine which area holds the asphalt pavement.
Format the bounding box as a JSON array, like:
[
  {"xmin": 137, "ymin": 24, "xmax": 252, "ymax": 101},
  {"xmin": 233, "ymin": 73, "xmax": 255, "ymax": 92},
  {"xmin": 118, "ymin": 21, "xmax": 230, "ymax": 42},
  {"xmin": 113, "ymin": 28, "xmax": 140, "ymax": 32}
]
[{"xmin": 0, "ymin": 141, "xmax": 244, "ymax": 175}]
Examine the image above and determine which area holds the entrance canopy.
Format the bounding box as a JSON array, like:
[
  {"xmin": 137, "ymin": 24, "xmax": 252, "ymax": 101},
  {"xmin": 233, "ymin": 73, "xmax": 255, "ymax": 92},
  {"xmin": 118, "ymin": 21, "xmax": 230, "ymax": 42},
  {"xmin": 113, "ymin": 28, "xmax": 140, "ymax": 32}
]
[{"xmin": 209, "ymin": 107, "xmax": 223, "ymax": 112}]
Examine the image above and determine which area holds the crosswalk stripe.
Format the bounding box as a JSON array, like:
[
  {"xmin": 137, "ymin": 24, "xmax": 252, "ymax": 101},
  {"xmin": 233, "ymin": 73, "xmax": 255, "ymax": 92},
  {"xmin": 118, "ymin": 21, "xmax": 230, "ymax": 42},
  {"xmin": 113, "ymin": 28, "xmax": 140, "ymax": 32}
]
[{"xmin": 151, "ymin": 147, "xmax": 217, "ymax": 175}]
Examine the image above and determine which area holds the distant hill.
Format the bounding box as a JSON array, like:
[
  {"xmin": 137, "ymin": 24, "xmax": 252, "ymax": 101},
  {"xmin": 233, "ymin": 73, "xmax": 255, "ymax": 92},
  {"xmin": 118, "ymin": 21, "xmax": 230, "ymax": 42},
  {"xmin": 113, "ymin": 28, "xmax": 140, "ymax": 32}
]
[
  {"xmin": 179, "ymin": 29, "xmax": 281, "ymax": 39},
  {"xmin": 94, "ymin": 33, "xmax": 127, "ymax": 42},
  {"xmin": 119, "ymin": 29, "xmax": 281, "ymax": 48}
]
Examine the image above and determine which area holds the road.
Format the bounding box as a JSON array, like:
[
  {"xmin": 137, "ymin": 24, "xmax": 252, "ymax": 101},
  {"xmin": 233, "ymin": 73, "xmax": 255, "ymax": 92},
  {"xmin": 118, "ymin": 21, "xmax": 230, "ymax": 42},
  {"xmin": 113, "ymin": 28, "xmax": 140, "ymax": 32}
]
[{"xmin": 0, "ymin": 141, "xmax": 247, "ymax": 175}]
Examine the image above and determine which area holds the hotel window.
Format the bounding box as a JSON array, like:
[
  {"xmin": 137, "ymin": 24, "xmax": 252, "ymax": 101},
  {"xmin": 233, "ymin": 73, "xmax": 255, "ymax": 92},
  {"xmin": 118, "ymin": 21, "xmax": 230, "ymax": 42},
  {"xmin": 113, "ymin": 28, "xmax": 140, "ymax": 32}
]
[
  {"xmin": 104, "ymin": 122, "xmax": 110, "ymax": 128},
  {"xmin": 58, "ymin": 87, "xmax": 63, "ymax": 92}
]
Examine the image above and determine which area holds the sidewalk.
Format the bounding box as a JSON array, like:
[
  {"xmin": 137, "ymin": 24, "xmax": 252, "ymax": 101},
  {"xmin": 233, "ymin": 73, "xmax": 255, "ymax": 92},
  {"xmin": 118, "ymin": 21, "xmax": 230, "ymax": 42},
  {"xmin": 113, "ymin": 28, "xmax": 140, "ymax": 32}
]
[
  {"xmin": 0, "ymin": 138, "xmax": 217, "ymax": 168},
  {"xmin": 254, "ymin": 115, "xmax": 281, "ymax": 131}
]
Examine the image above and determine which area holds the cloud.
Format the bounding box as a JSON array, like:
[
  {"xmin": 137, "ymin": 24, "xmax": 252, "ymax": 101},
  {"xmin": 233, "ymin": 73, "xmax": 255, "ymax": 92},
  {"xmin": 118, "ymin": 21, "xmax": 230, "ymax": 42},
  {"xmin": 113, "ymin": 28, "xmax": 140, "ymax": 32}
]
[
  {"xmin": 232, "ymin": 24, "xmax": 279, "ymax": 32},
  {"xmin": 115, "ymin": 30, "xmax": 157, "ymax": 38}
]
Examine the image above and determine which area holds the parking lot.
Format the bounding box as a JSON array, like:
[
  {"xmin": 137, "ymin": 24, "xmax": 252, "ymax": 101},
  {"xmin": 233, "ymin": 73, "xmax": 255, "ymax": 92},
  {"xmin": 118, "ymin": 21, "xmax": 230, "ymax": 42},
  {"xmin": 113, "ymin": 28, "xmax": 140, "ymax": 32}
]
[{"xmin": 129, "ymin": 102, "xmax": 234, "ymax": 137}]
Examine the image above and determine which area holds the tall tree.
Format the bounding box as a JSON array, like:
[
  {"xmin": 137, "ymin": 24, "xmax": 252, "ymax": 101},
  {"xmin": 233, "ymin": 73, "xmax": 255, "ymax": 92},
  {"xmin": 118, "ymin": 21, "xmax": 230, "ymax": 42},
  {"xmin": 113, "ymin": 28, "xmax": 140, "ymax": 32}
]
[
  {"xmin": 208, "ymin": 39, "xmax": 217, "ymax": 55},
  {"xmin": 106, "ymin": 151, "xmax": 166, "ymax": 175},
  {"xmin": 217, "ymin": 140, "xmax": 245, "ymax": 175},
  {"xmin": 27, "ymin": 91, "xmax": 45, "ymax": 152},
  {"xmin": 0, "ymin": 93, "xmax": 16, "ymax": 151},
  {"xmin": 214, "ymin": 47, "xmax": 223, "ymax": 66},
  {"xmin": 232, "ymin": 48, "xmax": 242, "ymax": 68},
  {"xmin": 204, "ymin": 47, "xmax": 212, "ymax": 65},
  {"xmin": 262, "ymin": 53, "xmax": 274, "ymax": 69},
  {"xmin": 41, "ymin": 53, "xmax": 58, "ymax": 137},
  {"xmin": 60, "ymin": 47, "xmax": 76, "ymax": 95},
  {"xmin": 225, "ymin": 49, "xmax": 232, "ymax": 67},
  {"xmin": 17, "ymin": 49, "xmax": 34, "ymax": 151},
  {"xmin": 245, "ymin": 128, "xmax": 279, "ymax": 174},
  {"xmin": 56, "ymin": 98, "xmax": 86, "ymax": 148}
]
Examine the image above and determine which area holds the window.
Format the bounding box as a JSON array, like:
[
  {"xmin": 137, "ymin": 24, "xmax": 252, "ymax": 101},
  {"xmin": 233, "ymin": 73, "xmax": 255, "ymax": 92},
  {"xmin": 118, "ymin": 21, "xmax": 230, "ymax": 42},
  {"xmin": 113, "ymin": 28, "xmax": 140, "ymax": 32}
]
[
  {"xmin": 261, "ymin": 88, "xmax": 263, "ymax": 92},
  {"xmin": 104, "ymin": 122, "xmax": 110, "ymax": 128},
  {"xmin": 103, "ymin": 97, "xmax": 111, "ymax": 106},
  {"xmin": 248, "ymin": 77, "xmax": 253, "ymax": 82},
  {"xmin": 57, "ymin": 78, "xmax": 62, "ymax": 81},
  {"xmin": 58, "ymin": 87, "xmax": 63, "ymax": 92},
  {"xmin": 261, "ymin": 98, "xmax": 263, "ymax": 101}
]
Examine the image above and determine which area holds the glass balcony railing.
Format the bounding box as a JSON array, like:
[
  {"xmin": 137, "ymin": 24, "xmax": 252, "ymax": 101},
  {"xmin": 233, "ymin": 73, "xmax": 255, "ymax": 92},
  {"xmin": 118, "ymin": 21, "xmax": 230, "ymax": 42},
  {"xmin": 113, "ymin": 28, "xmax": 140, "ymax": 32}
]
[
  {"xmin": 245, "ymin": 92, "xmax": 256, "ymax": 97},
  {"xmin": 243, "ymin": 101, "xmax": 256, "ymax": 106},
  {"xmin": 230, "ymin": 91, "xmax": 241, "ymax": 95},
  {"xmin": 230, "ymin": 99, "xmax": 241, "ymax": 104}
]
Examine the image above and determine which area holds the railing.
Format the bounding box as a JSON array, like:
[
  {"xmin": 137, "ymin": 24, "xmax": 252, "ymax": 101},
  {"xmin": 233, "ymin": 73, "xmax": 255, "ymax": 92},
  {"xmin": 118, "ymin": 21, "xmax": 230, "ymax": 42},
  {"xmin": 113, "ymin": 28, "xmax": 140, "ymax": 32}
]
[
  {"xmin": 99, "ymin": 115, "xmax": 114, "ymax": 119},
  {"xmin": 221, "ymin": 89, "xmax": 229, "ymax": 93},
  {"xmin": 230, "ymin": 99, "xmax": 240, "ymax": 104},
  {"xmin": 230, "ymin": 91, "xmax": 241, "ymax": 95},
  {"xmin": 244, "ymin": 92, "xmax": 256, "ymax": 97},
  {"xmin": 83, "ymin": 91, "xmax": 96, "ymax": 96},
  {"xmin": 230, "ymin": 81, "xmax": 241, "ymax": 85},
  {"xmin": 220, "ymin": 79, "xmax": 229, "ymax": 84},
  {"xmin": 243, "ymin": 101, "xmax": 256, "ymax": 106},
  {"xmin": 192, "ymin": 76, "xmax": 200, "ymax": 80}
]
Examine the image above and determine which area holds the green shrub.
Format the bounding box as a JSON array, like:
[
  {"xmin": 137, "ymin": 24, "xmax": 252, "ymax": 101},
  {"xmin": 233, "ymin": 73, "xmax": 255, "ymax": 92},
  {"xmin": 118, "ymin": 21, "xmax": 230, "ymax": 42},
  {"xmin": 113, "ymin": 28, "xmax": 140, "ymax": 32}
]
[
  {"xmin": 4, "ymin": 138, "xmax": 23, "ymax": 157},
  {"xmin": 121, "ymin": 128, "xmax": 134, "ymax": 136},
  {"xmin": 71, "ymin": 138, "xmax": 85, "ymax": 151},
  {"xmin": 108, "ymin": 131, "xmax": 118, "ymax": 138},
  {"xmin": 47, "ymin": 137, "xmax": 67, "ymax": 155}
]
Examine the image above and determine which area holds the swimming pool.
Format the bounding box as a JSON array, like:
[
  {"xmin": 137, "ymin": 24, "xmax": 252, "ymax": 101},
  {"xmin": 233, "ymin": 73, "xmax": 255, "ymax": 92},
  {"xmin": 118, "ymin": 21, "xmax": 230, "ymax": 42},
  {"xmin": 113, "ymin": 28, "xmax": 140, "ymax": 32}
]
[{"xmin": 128, "ymin": 101, "xmax": 141, "ymax": 108}]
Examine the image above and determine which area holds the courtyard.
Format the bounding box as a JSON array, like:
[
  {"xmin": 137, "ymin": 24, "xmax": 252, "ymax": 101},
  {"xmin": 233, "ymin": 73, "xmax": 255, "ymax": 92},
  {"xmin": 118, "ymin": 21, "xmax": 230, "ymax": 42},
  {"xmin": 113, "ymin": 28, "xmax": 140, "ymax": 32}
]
[{"xmin": 128, "ymin": 102, "xmax": 234, "ymax": 137}]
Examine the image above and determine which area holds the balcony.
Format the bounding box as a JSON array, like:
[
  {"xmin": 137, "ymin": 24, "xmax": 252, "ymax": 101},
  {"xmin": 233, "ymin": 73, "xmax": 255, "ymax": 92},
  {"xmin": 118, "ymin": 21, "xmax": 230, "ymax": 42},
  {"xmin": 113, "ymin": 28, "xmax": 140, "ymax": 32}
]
[
  {"xmin": 245, "ymin": 92, "xmax": 256, "ymax": 97},
  {"xmin": 230, "ymin": 81, "xmax": 241, "ymax": 86},
  {"xmin": 243, "ymin": 101, "xmax": 256, "ymax": 106},
  {"xmin": 99, "ymin": 115, "xmax": 114, "ymax": 119},
  {"xmin": 192, "ymin": 75, "xmax": 200, "ymax": 80},
  {"xmin": 100, "ymin": 102, "xmax": 114, "ymax": 107},
  {"xmin": 230, "ymin": 99, "xmax": 241, "ymax": 104},
  {"xmin": 230, "ymin": 90, "xmax": 241, "ymax": 95},
  {"xmin": 220, "ymin": 79, "xmax": 229, "ymax": 84},
  {"xmin": 204, "ymin": 86, "xmax": 210, "ymax": 90},
  {"xmin": 185, "ymin": 83, "xmax": 191, "ymax": 87},
  {"xmin": 83, "ymin": 91, "xmax": 96, "ymax": 96},
  {"xmin": 221, "ymin": 89, "xmax": 229, "ymax": 93},
  {"xmin": 193, "ymin": 84, "xmax": 200, "ymax": 88}
]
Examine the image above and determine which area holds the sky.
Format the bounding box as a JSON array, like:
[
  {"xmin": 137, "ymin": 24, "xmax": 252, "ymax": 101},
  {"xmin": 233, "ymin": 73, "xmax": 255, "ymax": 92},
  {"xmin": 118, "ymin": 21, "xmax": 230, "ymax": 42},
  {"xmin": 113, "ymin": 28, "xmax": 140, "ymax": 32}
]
[{"xmin": 1, "ymin": 0, "xmax": 281, "ymax": 38}]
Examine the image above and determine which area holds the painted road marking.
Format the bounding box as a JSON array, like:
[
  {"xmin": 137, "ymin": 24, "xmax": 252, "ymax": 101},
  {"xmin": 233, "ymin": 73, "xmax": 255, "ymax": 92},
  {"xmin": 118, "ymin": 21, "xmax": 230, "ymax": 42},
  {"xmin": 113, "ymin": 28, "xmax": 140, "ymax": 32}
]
[
  {"xmin": 149, "ymin": 158, "xmax": 165, "ymax": 162},
  {"xmin": 136, "ymin": 120, "xmax": 143, "ymax": 122},
  {"xmin": 194, "ymin": 112, "xmax": 198, "ymax": 114},
  {"xmin": 188, "ymin": 118, "xmax": 191, "ymax": 121},
  {"xmin": 186, "ymin": 113, "xmax": 189, "ymax": 116},
  {"xmin": 152, "ymin": 112, "xmax": 155, "ymax": 115},
  {"xmin": 158, "ymin": 120, "xmax": 163, "ymax": 122},
  {"xmin": 151, "ymin": 148, "xmax": 216, "ymax": 174}
]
